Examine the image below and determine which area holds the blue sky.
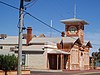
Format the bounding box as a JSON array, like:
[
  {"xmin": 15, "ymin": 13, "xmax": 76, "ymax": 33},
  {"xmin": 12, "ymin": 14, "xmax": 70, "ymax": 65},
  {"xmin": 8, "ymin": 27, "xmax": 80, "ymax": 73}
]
[{"xmin": 0, "ymin": 0, "xmax": 100, "ymax": 55}]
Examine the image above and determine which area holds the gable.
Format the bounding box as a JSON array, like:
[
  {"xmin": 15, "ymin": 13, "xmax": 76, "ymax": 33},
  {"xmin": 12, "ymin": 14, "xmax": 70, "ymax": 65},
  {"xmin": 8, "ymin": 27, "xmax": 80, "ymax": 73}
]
[{"xmin": 86, "ymin": 41, "xmax": 92, "ymax": 48}]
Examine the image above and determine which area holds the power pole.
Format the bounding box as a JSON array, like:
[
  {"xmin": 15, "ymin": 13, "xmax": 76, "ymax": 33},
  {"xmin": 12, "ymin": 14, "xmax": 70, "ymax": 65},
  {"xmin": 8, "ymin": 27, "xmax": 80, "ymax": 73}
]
[
  {"xmin": 18, "ymin": 0, "xmax": 31, "ymax": 75},
  {"xmin": 17, "ymin": 0, "xmax": 24, "ymax": 75}
]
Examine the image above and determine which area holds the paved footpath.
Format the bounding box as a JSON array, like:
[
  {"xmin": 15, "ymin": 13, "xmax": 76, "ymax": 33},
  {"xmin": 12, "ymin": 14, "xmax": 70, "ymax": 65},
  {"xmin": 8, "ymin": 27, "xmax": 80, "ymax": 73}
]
[{"xmin": 23, "ymin": 69, "xmax": 100, "ymax": 75}]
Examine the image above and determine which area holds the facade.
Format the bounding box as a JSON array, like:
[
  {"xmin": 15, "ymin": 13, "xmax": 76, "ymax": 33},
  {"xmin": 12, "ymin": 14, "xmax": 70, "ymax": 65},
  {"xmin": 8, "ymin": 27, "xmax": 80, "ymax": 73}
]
[
  {"xmin": 60, "ymin": 18, "xmax": 92, "ymax": 70},
  {"xmin": 0, "ymin": 18, "xmax": 92, "ymax": 70}
]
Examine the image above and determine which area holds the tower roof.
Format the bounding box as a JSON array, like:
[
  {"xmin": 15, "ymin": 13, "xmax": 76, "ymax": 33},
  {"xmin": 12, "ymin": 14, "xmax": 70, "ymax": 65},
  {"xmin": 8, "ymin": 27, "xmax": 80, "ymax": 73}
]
[{"xmin": 60, "ymin": 18, "xmax": 88, "ymax": 25}]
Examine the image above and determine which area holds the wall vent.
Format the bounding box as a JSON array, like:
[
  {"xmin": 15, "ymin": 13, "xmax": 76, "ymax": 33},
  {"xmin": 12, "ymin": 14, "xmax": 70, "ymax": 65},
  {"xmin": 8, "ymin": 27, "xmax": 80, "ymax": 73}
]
[
  {"xmin": 0, "ymin": 46, "xmax": 3, "ymax": 49},
  {"xmin": 10, "ymin": 47, "xmax": 15, "ymax": 51}
]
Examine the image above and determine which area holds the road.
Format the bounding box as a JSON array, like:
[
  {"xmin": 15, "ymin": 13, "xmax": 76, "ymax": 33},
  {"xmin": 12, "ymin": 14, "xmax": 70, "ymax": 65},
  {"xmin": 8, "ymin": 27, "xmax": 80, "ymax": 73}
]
[
  {"xmin": 82, "ymin": 73, "xmax": 100, "ymax": 75},
  {"xmin": 30, "ymin": 70, "xmax": 100, "ymax": 75}
]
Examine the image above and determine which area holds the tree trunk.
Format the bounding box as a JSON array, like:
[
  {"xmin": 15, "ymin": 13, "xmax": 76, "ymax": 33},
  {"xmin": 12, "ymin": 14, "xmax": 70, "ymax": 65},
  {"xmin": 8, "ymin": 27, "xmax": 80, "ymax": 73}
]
[{"xmin": 5, "ymin": 71, "xmax": 8, "ymax": 75}]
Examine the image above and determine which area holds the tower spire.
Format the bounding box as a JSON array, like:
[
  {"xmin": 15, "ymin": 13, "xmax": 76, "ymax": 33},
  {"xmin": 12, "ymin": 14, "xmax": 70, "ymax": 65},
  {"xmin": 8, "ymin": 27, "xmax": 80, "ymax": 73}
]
[{"xmin": 74, "ymin": 0, "xmax": 76, "ymax": 18}]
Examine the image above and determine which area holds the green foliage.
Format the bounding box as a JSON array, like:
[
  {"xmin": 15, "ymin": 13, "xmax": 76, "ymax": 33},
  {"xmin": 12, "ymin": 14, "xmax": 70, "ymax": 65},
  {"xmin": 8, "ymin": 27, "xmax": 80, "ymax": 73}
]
[
  {"xmin": 92, "ymin": 52, "xmax": 100, "ymax": 62},
  {"xmin": 0, "ymin": 54, "xmax": 18, "ymax": 75},
  {"xmin": 99, "ymin": 48, "xmax": 100, "ymax": 52}
]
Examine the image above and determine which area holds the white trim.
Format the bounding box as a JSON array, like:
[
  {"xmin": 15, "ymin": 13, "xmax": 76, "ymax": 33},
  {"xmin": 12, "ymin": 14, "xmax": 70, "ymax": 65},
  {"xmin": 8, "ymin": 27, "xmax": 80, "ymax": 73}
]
[{"xmin": 47, "ymin": 49, "xmax": 70, "ymax": 54}]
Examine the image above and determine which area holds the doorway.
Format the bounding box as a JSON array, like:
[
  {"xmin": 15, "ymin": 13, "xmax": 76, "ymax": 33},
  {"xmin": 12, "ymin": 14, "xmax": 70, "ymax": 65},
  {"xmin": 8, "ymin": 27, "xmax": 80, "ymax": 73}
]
[{"xmin": 48, "ymin": 54, "xmax": 68, "ymax": 70}]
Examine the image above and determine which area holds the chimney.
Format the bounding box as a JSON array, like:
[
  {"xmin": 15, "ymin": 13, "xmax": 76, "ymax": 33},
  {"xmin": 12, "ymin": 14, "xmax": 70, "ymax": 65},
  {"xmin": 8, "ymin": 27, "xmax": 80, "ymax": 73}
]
[
  {"xmin": 61, "ymin": 32, "xmax": 65, "ymax": 37},
  {"xmin": 26, "ymin": 27, "xmax": 32, "ymax": 45}
]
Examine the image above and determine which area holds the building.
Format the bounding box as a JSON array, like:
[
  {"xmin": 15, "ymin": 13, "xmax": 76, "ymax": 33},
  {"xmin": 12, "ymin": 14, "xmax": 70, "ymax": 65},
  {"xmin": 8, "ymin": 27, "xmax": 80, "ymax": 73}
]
[
  {"xmin": 0, "ymin": 17, "xmax": 92, "ymax": 70},
  {"xmin": 60, "ymin": 18, "xmax": 92, "ymax": 70}
]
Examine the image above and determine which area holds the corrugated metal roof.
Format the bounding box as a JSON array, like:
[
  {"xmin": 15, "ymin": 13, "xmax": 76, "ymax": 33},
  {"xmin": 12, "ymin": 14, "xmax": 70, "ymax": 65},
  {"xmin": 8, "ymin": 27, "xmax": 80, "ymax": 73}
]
[
  {"xmin": 0, "ymin": 36, "xmax": 78, "ymax": 45},
  {"xmin": 30, "ymin": 37, "xmax": 78, "ymax": 44},
  {"xmin": 13, "ymin": 37, "xmax": 78, "ymax": 51},
  {"xmin": 62, "ymin": 37, "xmax": 78, "ymax": 43},
  {"xmin": 0, "ymin": 36, "xmax": 80, "ymax": 52},
  {"xmin": 0, "ymin": 36, "xmax": 26, "ymax": 45}
]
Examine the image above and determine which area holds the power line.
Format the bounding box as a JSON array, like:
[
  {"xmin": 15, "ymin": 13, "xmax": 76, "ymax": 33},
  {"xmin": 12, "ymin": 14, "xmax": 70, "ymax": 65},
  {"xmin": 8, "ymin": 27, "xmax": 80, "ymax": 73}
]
[
  {"xmin": 0, "ymin": 0, "xmax": 19, "ymax": 10},
  {"xmin": 24, "ymin": 0, "xmax": 38, "ymax": 8},
  {"xmin": 92, "ymin": 44, "xmax": 100, "ymax": 46},
  {"xmin": 25, "ymin": 12, "xmax": 62, "ymax": 33},
  {"xmin": 0, "ymin": 0, "xmax": 100, "ymax": 46},
  {"xmin": 24, "ymin": 0, "xmax": 34, "ymax": 6},
  {"xmin": 0, "ymin": 0, "xmax": 61, "ymax": 33}
]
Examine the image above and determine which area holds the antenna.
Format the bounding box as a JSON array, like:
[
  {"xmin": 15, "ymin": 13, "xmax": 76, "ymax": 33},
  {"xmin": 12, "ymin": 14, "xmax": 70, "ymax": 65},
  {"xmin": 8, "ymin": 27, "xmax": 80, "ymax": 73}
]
[
  {"xmin": 50, "ymin": 20, "xmax": 53, "ymax": 37},
  {"xmin": 74, "ymin": 0, "xmax": 76, "ymax": 18}
]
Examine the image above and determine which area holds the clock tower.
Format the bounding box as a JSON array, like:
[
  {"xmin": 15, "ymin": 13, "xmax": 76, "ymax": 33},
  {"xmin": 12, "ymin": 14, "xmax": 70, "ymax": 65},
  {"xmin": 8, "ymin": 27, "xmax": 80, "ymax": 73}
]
[{"xmin": 61, "ymin": 18, "xmax": 88, "ymax": 44}]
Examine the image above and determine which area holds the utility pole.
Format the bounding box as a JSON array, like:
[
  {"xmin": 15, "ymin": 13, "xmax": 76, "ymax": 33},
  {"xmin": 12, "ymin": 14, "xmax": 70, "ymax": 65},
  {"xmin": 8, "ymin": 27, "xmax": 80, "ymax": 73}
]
[
  {"xmin": 18, "ymin": 0, "xmax": 31, "ymax": 75},
  {"xmin": 17, "ymin": 0, "xmax": 24, "ymax": 75}
]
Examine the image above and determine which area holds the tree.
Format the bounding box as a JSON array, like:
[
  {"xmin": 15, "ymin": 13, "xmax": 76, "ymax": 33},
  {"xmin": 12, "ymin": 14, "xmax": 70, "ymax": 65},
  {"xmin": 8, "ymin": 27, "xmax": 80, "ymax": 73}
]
[
  {"xmin": 0, "ymin": 54, "xmax": 18, "ymax": 75},
  {"xmin": 99, "ymin": 48, "xmax": 100, "ymax": 52},
  {"xmin": 92, "ymin": 49, "xmax": 100, "ymax": 68}
]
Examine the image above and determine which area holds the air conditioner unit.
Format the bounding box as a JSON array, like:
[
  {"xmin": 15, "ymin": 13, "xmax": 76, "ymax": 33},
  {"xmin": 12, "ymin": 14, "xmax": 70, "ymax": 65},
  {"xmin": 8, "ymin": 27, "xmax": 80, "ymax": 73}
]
[
  {"xmin": 10, "ymin": 47, "xmax": 15, "ymax": 51},
  {"xmin": 15, "ymin": 45, "xmax": 19, "ymax": 49}
]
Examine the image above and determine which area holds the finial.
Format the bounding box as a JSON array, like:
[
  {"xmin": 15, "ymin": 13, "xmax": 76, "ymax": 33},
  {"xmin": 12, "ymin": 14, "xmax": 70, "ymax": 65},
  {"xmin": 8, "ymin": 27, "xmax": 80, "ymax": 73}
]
[
  {"xmin": 74, "ymin": 0, "xmax": 76, "ymax": 19},
  {"xmin": 50, "ymin": 20, "xmax": 53, "ymax": 37}
]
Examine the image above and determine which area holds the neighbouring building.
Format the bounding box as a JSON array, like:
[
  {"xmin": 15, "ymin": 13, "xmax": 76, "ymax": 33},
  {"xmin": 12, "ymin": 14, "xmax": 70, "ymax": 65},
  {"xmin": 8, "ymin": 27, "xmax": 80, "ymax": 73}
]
[{"xmin": 0, "ymin": 17, "xmax": 92, "ymax": 70}]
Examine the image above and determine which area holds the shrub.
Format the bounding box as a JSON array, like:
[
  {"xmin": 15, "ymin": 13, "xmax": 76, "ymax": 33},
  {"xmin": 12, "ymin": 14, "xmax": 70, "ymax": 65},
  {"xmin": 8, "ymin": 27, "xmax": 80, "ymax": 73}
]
[{"xmin": 0, "ymin": 54, "xmax": 18, "ymax": 75}]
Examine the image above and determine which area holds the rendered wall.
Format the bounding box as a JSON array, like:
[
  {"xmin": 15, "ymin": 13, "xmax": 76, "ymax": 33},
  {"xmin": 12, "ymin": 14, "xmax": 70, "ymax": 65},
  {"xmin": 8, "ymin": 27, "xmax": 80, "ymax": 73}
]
[{"xmin": 27, "ymin": 51, "xmax": 47, "ymax": 69}]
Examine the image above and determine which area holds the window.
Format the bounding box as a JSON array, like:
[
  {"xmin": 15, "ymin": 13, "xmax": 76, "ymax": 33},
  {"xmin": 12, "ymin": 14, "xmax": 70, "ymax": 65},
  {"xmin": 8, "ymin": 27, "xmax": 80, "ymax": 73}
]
[{"xmin": 22, "ymin": 54, "xmax": 26, "ymax": 66}]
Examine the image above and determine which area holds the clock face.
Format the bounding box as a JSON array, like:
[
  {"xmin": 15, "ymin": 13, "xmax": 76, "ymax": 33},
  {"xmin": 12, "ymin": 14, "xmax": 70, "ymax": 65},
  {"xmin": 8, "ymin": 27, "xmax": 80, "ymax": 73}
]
[{"xmin": 68, "ymin": 26, "xmax": 77, "ymax": 34}]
